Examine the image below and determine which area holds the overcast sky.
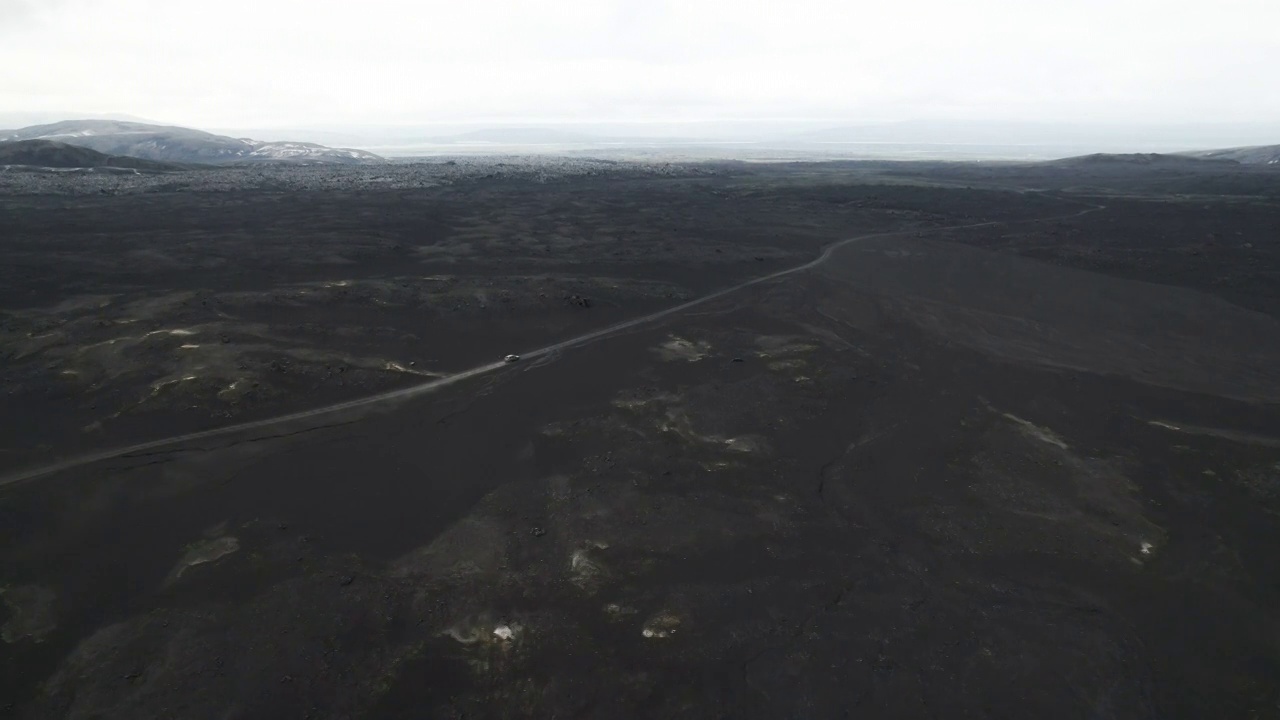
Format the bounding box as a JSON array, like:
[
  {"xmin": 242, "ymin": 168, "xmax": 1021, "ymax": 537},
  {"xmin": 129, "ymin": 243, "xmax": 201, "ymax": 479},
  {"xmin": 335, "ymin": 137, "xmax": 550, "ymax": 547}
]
[{"xmin": 2, "ymin": 0, "xmax": 1278, "ymax": 129}]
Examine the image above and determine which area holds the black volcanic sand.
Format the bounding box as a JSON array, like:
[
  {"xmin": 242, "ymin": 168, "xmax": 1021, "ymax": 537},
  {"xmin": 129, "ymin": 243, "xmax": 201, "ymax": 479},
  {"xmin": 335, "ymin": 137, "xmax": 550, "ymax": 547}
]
[
  {"xmin": 4, "ymin": 167, "xmax": 1064, "ymax": 474},
  {"xmin": 2, "ymin": 162, "xmax": 1280, "ymax": 719}
]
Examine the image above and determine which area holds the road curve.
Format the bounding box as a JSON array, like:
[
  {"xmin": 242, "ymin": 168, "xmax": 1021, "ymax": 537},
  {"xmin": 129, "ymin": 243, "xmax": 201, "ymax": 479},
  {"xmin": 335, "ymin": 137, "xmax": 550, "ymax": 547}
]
[{"xmin": 0, "ymin": 201, "xmax": 1104, "ymax": 489}]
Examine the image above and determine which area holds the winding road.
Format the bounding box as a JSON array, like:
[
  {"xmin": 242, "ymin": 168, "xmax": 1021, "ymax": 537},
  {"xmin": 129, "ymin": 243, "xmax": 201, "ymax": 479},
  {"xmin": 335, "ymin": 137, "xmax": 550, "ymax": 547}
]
[{"xmin": 0, "ymin": 201, "xmax": 1104, "ymax": 489}]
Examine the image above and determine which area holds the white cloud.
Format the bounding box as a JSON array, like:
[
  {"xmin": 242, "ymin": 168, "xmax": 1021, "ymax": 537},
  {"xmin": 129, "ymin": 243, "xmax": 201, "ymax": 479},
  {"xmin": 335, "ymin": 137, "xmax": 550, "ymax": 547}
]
[{"xmin": 1, "ymin": 0, "xmax": 1278, "ymax": 127}]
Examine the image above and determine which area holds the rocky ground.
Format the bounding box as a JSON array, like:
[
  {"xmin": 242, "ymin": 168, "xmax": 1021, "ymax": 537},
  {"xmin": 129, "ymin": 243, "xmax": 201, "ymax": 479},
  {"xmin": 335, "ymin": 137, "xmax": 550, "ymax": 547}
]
[{"xmin": 2, "ymin": 160, "xmax": 1279, "ymax": 719}]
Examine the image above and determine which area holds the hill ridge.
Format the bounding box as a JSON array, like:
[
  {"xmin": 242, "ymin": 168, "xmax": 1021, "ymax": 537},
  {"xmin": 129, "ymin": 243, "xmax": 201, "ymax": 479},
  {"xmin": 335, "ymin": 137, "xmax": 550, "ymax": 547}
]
[
  {"xmin": 0, "ymin": 139, "xmax": 190, "ymax": 171},
  {"xmin": 0, "ymin": 119, "xmax": 384, "ymax": 165}
]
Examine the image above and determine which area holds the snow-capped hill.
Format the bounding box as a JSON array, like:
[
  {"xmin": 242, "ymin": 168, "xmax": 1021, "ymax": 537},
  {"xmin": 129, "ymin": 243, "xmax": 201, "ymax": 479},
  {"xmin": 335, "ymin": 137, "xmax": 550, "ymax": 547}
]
[{"xmin": 0, "ymin": 120, "xmax": 384, "ymax": 165}]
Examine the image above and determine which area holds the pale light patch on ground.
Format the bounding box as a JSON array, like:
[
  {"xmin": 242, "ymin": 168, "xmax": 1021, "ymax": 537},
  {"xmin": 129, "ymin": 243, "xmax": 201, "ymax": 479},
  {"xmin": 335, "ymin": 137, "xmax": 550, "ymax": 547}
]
[
  {"xmin": 1147, "ymin": 419, "xmax": 1280, "ymax": 448},
  {"xmin": 641, "ymin": 611, "xmax": 682, "ymax": 639},
  {"xmin": 700, "ymin": 460, "xmax": 740, "ymax": 471},
  {"xmin": 0, "ymin": 585, "xmax": 58, "ymax": 644},
  {"xmin": 659, "ymin": 407, "xmax": 724, "ymax": 447},
  {"xmin": 149, "ymin": 375, "xmax": 201, "ymax": 395},
  {"xmin": 654, "ymin": 336, "xmax": 711, "ymax": 362},
  {"xmin": 754, "ymin": 335, "xmax": 819, "ymax": 359},
  {"xmin": 754, "ymin": 335, "xmax": 813, "ymax": 350},
  {"xmin": 165, "ymin": 536, "xmax": 240, "ymax": 584},
  {"xmin": 569, "ymin": 544, "xmax": 610, "ymax": 589},
  {"xmin": 443, "ymin": 616, "xmax": 523, "ymax": 648},
  {"xmin": 1132, "ymin": 540, "xmax": 1159, "ymax": 565},
  {"xmin": 443, "ymin": 623, "xmax": 486, "ymax": 645},
  {"xmin": 603, "ymin": 603, "xmax": 637, "ymax": 619},
  {"xmin": 492, "ymin": 624, "xmax": 520, "ymax": 642},
  {"xmin": 755, "ymin": 336, "xmax": 819, "ymax": 381},
  {"xmin": 724, "ymin": 436, "xmax": 767, "ymax": 454},
  {"xmin": 540, "ymin": 422, "xmax": 570, "ymax": 438},
  {"xmin": 616, "ymin": 391, "xmax": 770, "ymax": 459},
  {"xmin": 611, "ymin": 398, "xmax": 648, "ymax": 411},
  {"xmin": 383, "ymin": 361, "xmax": 443, "ymax": 377},
  {"xmin": 217, "ymin": 379, "xmax": 246, "ymax": 400},
  {"xmin": 611, "ymin": 391, "xmax": 682, "ymax": 412},
  {"xmin": 1001, "ymin": 412, "xmax": 1069, "ymax": 449},
  {"xmin": 80, "ymin": 336, "xmax": 134, "ymax": 350},
  {"xmin": 918, "ymin": 402, "xmax": 1169, "ymax": 566},
  {"xmin": 1236, "ymin": 462, "xmax": 1280, "ymax": 506}
]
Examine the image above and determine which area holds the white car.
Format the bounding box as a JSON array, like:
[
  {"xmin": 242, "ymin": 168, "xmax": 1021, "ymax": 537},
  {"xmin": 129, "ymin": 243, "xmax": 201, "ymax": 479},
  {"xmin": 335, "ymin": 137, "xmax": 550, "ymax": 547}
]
[{"xmin": 504, "ymin": 354, "xmax": 521, "ymax": 363}]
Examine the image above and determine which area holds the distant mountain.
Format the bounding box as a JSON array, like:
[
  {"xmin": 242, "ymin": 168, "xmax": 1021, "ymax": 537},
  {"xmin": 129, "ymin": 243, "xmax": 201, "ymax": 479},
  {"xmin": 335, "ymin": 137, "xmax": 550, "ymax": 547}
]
[
  {"xmin": 1183, "ymin": 145, "xmax": 1280, "ymax": 165},
  {"xmin": 0, "ymin": 139, "xmax": 189, "ymax": 171},
  {"xmin": 0, "ymin": 120, "xmax": 384, "ymax": 165},
  {"xmin": 787, "ymin": 121, "xmax": 1280, "ymax": 150},
  {"xmin": 0, "ymin": 111, "xmax": 165, "ymax": 130},
  {"xmin": 1047, "ymin": 153, "xmax": 1240, "ymax": 167},
  {"xmin": 431, "ymin": 127, "xmax": 605, "ymax": 145}
]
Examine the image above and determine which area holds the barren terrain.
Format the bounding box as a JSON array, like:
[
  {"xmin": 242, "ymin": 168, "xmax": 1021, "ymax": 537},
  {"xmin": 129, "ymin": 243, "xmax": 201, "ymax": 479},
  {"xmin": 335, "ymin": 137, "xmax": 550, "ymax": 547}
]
[{"xmin": 2, "ymin": 159, "xmax": 1279, "ymax": 719}]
